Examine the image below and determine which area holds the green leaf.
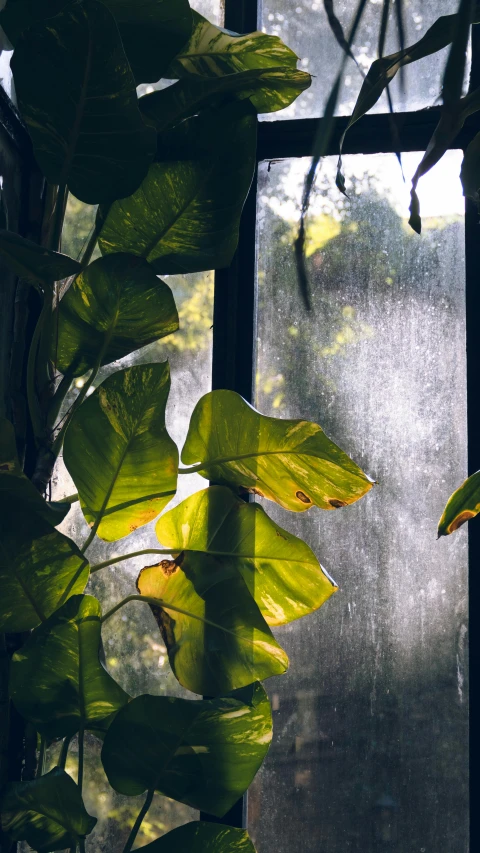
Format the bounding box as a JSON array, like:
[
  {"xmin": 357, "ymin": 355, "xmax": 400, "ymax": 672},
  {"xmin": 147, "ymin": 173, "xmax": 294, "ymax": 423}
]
[
  {"xmin": 0, "ymin": 418, "xmax": 71, "ymax": 526},
  {"xmin": 64, "ymin": 363, "xmax": 178, "ymax": 541},
  {"xmin": 101, "ymin": 0, "xmax": 192, "ymax": 84},
  {"xmin": 167, "ymin": 10, "xmax": 298, "ymax": 78},
  {"xmin": 136, "ymin": 821, "xmax": 257, "ymax": 853},
  {"xmin": 182, "ymin": 390, "xmax": 373, "ymax": 513},
  {"xmin": 0, "ymin": 507, "xmax": 88, "ymax": 632},
  {"xmin": 156, "ymin": 486, "xmax": 337, "ymax": 626},
  {"xmin": 438, "ymin": 471, "xmax": 480, "ymax": 536},
  {"xmin": 461, "ymin": 129, "xmax": 480, "ymax": 206},
  {"xmin": 1, "ymin": 1, "xmax": 192, "ymax": 84},
  {"xmin": 140, "ymin": 67, "xmax": 311, "ymax": 130},
  {"xmin": 337, "ymin": 3, "xmax": 480, "ymax": 187},
  {"xmin": 0, "ymin": 768, "xmax": 96, "ymax": 853},
  {"xmin": 0, "ymin": 229, "xmax": 81, "ymax": 287},
  {"xmin": 9, "ymin": 594, "xmax": 129, "ymax": 739},
  {"xmin": 137, "ymin": 550, "xmax": 288, "ymax": 695},
  {"xmin": 11, "ymin": 0, "xmax": 156, "ymax": 204},
  {"xmin": 101, "ymin": 684, "xmax": 272, "ymax": 816},
  {"xmin": 55, "ymin": 253, "xmax": 179, "ymax": 378},
  {"xmin": 99, "ymin": 101, "xmax": 257, "ymax": 275}
]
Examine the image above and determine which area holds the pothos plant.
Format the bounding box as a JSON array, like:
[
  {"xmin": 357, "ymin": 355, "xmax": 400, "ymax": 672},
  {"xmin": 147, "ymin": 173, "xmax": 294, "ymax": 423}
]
[{"xmin": 0, "ymin": 2, "xmax": 373, "ymax": 852}]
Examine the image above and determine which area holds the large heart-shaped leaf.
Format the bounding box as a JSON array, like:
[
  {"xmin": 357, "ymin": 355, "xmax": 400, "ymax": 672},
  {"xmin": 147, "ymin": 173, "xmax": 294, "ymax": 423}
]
[
  {"xmin": 136, "ymin": 822, "xmax": 256, "ymax": 853},
  {"xmin": 137, "ymin": 551, "xmax": 288, "ymax": 695},
  {"xmin": 9, "ymin": 594, "xmax": 129, "ymax": 739},
  {"xmin": 167, "ymin": 10, "xmax": 298, "ymax": 78},
  {"xmin": 0, "ymin": 768, "xmax": 96, "ymax": 853},
  {"xmin": 156, "ymin": 486, "xmax": 337, "ymax": 626},
  {"xmin": 140, "ymin": 67, "xmax": 311, "ymax": 131},
  {"xmin": 101, "ymin": 683, "xmax": 272, "ymax": 816},
  {"xmin": 55, "ymin": 253, "xmax": 179, "ymax": 377},
  {"xmin": 99, "ymin": 101, "xmax": 256, "ymax": 275},
  {"xmin": 1, "ymin": 0, "xmax": 193, "ymax": 84},
  {"xmin": 0, "ymin": 418, "xmax": 71, "ymax": 526},
  {"xmin": 64, "ymin": 363, "xmax": 178, "ymax": 541},
  {"xmin": 182, "ymin": 390, "xmax": 373, "ymax": 513},
  {"xmin": 101, "ymin": 0, "xmax": 192, "ymax": 84},
  {"xmin": 11, "ymin": 0, "xmax": 156, "ymax": 204},
  {"xmin": 0, "ymin": 229, "xmax": 81, "ymax": 287},
  {"xmin": 0, "ymin": 506, "xmax": 88, "ymax": 632},
  {"xmin": 438, "ymin": 471, "xmax": 480, "ymax": 536}
]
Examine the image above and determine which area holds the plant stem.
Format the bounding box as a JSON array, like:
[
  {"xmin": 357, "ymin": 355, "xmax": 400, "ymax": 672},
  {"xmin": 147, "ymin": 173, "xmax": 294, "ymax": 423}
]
[
  {"xmin": 51, "ymin": 365, "xmax": 99, "ymax": 457},
  {"xmin": 59, "ymin": 735, "xmax": 72, "ymax": 770},
  {"xmin": 80, "ymin": 220, "xmax": 101, "ymax": 268},
  {"xmin": 26, "ymin": 291, "xmax": 52, "ymax": 442},
  {"xmin": 77, "ymin": 726, "xmax": 85, "ymax": 794},
  {"xmin": 46, "ymin": 373, "xmax": 74, "ymax": 432},
  {"xmin": 101, "ymin": 594, "xmax": 239, "ymax": 639},
  {"xmin": 62, "ymin": 493, "xmax": 79, "ymax": 504},
  {"xmin": 36, "ymin": 736, "xmax": 46, "ymax": 778},
  {"xmin": 48, "ymin": 184, "xmax": 68, "ymax": 252},
  {"xmin": 90, "ymin": 549, "xmax": 173, "ymax": 573},
  {"xmin": 122, "ymin": 788, "xmax": 155, "ymax": 853}
]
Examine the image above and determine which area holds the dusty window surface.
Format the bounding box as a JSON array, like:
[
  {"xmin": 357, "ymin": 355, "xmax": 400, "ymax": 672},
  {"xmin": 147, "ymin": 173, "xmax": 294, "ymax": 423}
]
[
  {"xmin": 260, "ymin": 0, "xmax": 465, "ymax": 120},
  {"xmin": 249, "ymin": 150, "xmax": 469, "ymax": 852}
]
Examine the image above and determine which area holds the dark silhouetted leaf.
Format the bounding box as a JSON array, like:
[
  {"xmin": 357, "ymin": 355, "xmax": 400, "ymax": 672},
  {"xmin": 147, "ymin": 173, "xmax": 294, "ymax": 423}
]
[
  {"xmin": 137, "ymin": 550, "xmax": 289, "ymax": 695},
  {"xmin": 55, "ymin": 253, "xmax": 178, "ymax": 377},
  {"xmin": 0, "ymin": 229, "xmax": 81, "ymax": 287},
  {"xmin": 156, "ymin": 486, "xmax": 337, "ymax": 626},
  {"xmin": 182, "ymin": 390, "xmax": 373, "ymax": 512},
  {"xmin": 9, "ymin": 594, "xmax": 129, "ymax": 739},
  {"xmin": 11, "ymin": 0, "xmax": 156, "ymax": 204},
  {"xmin": 438, "ymin": 470, "xmax": 480, "ymax": 536},
  {"xmin": 99, "ymin": 102, "xmax": 257, "ymax": 275},
  {"xmin": 64, "ymin": 363, "xmax": 178, "ymax": 541},
  {"xmin": 0, "ymin": 768, "xmax": 96, "ymax": 853},
  {"xmin": 102, "ymin": 684, "xmax": 272, "ymax": 816}
]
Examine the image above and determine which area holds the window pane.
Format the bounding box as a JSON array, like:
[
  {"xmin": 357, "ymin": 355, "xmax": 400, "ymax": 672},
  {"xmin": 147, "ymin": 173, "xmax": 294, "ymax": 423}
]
[
  {"xmin": 261, "ymin": 1, "xmax": 463, "ymax": 120},
  {"xmin": 52, "ymin": 204, "xmax": 214, "ymax": 848},
  {"xmin": 249, "ymin": 151, "xmax": 468, "ymax": 852}
]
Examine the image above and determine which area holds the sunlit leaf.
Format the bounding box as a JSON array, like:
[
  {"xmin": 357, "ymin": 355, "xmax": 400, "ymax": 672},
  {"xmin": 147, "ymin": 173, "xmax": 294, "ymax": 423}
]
[
  {"xmin": 0, "ymin": 768, "xmax": 96, "ymax": 853},
  {"xmin": 55, "ymin": 253, "xmax": 178, "ymax": 377},
  {"xmin": 0, "ymin": 229, "xmax": 81, "ymax": 287},
  {"xmin": 156, "ymin": 486, "xmax": 337, "ymax": 626},
  {"xmin": 438, "ymin": 471, "xmax": 480, "ymax": 536},
  {"xmin": 0, "ymin": 506, "xmax": 88, "ymax": 632},
  {"xmin": 64, "ymin": 363, "xmax": 178, "ymax": 541},
  {"xmin": 0, "ymin": 418, "xmax": 71, "ymax": 526},
  {"xmin": 167, "ymin": 10, "xmax": 298, "ymax": 78},
  {"xmin": 102, "ymin": 683, "xmax": 272, "ymax": 816},
  {"xmin": 1, "ymin": 0, "xmax": 192, "ymax": 84},
  {"xmin": 137, "ymin": 550, "xmax": 289, "ymax": 695},
  {"xmin": 99, "ymin": 102, "xmax": 257, "ymax": 274},
  {"xmin": 9, "ymin": 594, "xmax": 129, "ymax": 739},
  {"xmin": 11, "ymin": 0, "xmax": 155, "ymax": 204},
  {"xmin": 182, "ymin": 390, "xmax": 373, "ymax": 512},
  {"xmin": 136, "ymin": 821, "xmax": 257, "ymax": 853}
]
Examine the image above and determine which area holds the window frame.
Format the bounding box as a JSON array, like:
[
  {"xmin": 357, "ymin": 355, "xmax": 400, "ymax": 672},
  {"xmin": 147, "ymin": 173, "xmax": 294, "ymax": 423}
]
[{"xmin": 212, "ymin": 0, "xmax": 480, "ymax": 845}]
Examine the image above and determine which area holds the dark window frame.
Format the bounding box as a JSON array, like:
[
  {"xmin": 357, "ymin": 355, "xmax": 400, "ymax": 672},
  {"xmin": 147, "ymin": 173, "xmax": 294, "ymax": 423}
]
[{"xmin": 212, "ymin": 0, "xmax": 480, "ymax": 845}]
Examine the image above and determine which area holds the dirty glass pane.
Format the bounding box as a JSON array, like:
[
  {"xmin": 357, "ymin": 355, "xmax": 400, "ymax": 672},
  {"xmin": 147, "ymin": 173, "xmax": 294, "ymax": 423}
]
[
  {"xmin": 249, "ymin": 150, "xmax": 468, "ymax": 852},
  {"xmin": 50, "ymin": 207, "xmax": 213, "ymax": 849},
  {"xmin": 261, "ymin": 0, "xmax": 464, "ymax": 120}
]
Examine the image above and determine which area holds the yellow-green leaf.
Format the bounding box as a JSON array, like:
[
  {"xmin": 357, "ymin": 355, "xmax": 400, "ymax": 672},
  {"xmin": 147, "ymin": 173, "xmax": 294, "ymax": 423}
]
[
  {"xmin": 156, "ymin": 486, "xmax": 337, "ymax": 626},
  {"xmin": 182, "ymin": 390, "xmax": 373, "ymax": 513},
  {"xmin": 438, "ymin": 471, "xmax": 480, "ymax": 536}
]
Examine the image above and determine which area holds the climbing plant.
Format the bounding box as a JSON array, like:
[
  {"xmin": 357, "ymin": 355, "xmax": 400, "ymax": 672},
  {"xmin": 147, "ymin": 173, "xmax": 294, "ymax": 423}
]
[{"xmin": 0, "ymin": 2, "xmax": 373, "ymax": 852}]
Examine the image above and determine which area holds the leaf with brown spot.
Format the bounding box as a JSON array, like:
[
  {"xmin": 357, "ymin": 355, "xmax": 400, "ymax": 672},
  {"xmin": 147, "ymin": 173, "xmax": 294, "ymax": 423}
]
[
  {"xmin": 155, "ymin": 486, "xmax": 337, "ymax": 629},
  {"xmin": 438, "ymin": 471, "xmax": 480, "ymax": 536},
  {"xmin": 182, "ymin": 390, "xmax": 373, "ymax": 512}
]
